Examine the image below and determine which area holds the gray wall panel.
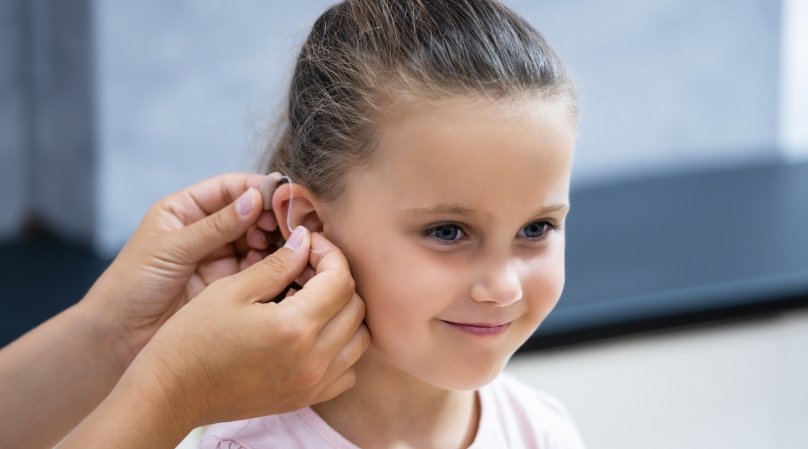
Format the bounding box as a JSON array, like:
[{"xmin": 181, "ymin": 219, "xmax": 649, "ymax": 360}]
[
  {"xmin": 0, "ymin": 0, "xmax": 29, "ymax": 240},
  {"xmin": 92, "ymin": 0, "xmax": 787, "ymax": 254},
  {"xmin": 506, "ymin": 0, "xmax": 782, "ymax": 186},
  {"xmin": 0, "ymin": 0, "xmax": 782, "ymax": 253},
  {"xmin": 29, "ymin": 0, "xmax": 95, "ymax": 242},
  {"xmin": 93, "ymin": 0, "xmax": 334, "ymax": 254}
]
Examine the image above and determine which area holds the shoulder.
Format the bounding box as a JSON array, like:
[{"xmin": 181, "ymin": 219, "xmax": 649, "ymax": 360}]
[
  {"xmin": 198, "ymin": 410, "xmax": 324, "ymax": 449},
  {"xmin": 476, "ymin": 373, "xmax": 586, "ymax": 449}
]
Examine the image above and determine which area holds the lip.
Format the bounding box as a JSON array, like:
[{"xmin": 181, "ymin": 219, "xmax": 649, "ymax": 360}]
[{"xmin": 440, "ymin": 320, "xmax": 512, "ymax": 337}]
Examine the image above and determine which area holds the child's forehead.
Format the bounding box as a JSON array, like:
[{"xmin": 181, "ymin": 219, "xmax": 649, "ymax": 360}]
[
  {"xmin": 345, "ymin": 97, "xmax": 574, "ymax": 215},
  {"xmin": 372, "ymin": 97, "xmax": 574, "ymax": 177}
]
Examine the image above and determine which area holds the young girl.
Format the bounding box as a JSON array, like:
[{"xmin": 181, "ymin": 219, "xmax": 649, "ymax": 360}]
[{"xmin": 201, "ymin": 0, "xmax": 583, "ymax": 447}]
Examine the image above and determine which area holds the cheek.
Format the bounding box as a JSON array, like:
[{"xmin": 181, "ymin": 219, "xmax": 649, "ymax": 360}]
[
  {"xmin": 327, "ymin": 217, "xmax": 460, "ymax": 351},
  {"xmin": 522, "ymin": 245, "xmax": 566, "ymax": 327},
  {"xmin": 356, "ymin": 244, "xmax": 461, "ymax": 346},
  {"xmin": 334, "ymin": 231, "xmax": 482, "ymax": 388}
]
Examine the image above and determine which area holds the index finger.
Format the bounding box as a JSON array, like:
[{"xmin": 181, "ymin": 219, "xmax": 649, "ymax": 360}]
[
  {"xmin": 166, "ymin": 173, "xmax": 267, "ymax": 225},
  {"xmin": 283, "ymin": 234, "xmax": 356, "ymax": 326}
]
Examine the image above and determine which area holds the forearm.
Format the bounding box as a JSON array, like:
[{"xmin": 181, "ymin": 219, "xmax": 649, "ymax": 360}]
[
  {"xmin": 0, "ymin": 299, "xmax": 134, "ymax": 449},
  {"xmin": 58, "ymin": 353, "xmax": 194, "ymax": 449}
]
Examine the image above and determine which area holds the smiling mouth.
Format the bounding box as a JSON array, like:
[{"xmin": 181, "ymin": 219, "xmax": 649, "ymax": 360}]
[{"xmin": 440, "ymin": 320, "xmax": 512, "ymax": 336}]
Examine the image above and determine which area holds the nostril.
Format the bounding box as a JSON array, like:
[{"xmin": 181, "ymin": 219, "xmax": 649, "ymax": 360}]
[
  {"xmin": 500, "ymin": 285, "xmax": 523, "ymax": 306},
  {"xmin": 470, "ymin": 283, "xmax": 488, "ymax": 303},
  {"xmin": 470, "ymin": 281, "xmax": 523, "ymax": 306}
]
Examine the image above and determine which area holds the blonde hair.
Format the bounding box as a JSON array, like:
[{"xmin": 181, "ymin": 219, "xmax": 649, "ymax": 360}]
[{"xmin": 266, "ymin": 0, "xmax": 576, "ymax": 202}]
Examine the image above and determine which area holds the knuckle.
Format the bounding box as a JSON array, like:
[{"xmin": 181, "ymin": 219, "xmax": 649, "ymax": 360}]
[
  {"xmin": 300, "ymin": 386, "xmax": 322, "ymax": 406},
  {"xmin": 357, "ymin": 325, "xmax": 372, "ymax": 350},
  {"xmin": 343, "ymin": 367, "xmax": 357, "ymax": 388},
  {"xmin": 207, "ymin": 276, "xmax": 232, "ymax": 297},
  {"xmin": 351, "ymin": 295, "xmax": 367, "ymax": 320},
  {"xmin": 278, "ymin": 316, "xmax": 316, "ymax": 349},
  {"xmin": 298, "ymin": 361, "xmax": 326, "ymax": 388},
  {"xmin": 207, "ymin": 211, "xmax": 229, "ymax": 237},
  {"xmin": 341, "ymin": 272, "xmax": 356, "ymax": 293},
  {"xmin": 261, "ymin": 255, "xmax": 291, "ymax": 280},
  {"xmin": 327, "ymin": 270, "xmax": 355, "ymax": 299},
  {"xmin": 300, "ymin": 321, "xmax": 320, "ymax": 347},
  {"xmin": 278, "ymin": 319, "xmax": 307, "ymax": 346},
  {"xmin": 146, "ymin": 202, "xmax": 162, "ymax": 216}
]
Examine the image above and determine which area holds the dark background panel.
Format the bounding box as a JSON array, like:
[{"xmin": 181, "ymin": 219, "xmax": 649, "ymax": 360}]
[
  {"xmin": 528, "ymin": 160, "xmax": 808, "ymax": 349},
  {"xmin": 562, "ymin": 161, "xmax": 808, "ymax": 308},
  {"xmin": 0, "ymin": 234, "xmax": 109, "ymax": 347}
]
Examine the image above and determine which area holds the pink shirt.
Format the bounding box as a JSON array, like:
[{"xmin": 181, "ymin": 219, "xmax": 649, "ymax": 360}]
[{"xmin": 199, "ymin": 373, "xmax": 585, "ymax": 449}]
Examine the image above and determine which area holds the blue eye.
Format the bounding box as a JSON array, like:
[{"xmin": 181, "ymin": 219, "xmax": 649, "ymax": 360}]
[
  {"xmin": 519, "ymin": 222, "xmax": 549, "ymax": 239},
  {"xmin": 429, "ymin": 225, "xmax": 464, "ymax": 242}
]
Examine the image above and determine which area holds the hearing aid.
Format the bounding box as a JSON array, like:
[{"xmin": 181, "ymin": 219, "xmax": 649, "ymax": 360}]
[
  {"xmin": 258, "ymin": 172, "xmax": 284, "ymax": 211},
  {"xmin": 258, "ymin": 172, "xmax": 328, "ymax": 254}
]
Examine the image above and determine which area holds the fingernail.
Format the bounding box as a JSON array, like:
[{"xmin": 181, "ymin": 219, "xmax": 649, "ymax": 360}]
[
  {"xmin": 236, "ymin": 189, "xmax": 256, "ymax": 217},
  {"xmin": 284, "ymin": 226, "xmax": 306, "ymax": 250}
]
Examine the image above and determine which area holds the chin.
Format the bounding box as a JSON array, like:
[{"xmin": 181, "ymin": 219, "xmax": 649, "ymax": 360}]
[{"xmin": 418, "ymin": 353, "xmax": 510, "ymax": 391}]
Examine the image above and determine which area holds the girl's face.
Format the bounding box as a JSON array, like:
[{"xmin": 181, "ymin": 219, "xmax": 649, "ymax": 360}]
[{"xmin": 324, "ymin": 97, "xmax": 575, "ymax": 390}]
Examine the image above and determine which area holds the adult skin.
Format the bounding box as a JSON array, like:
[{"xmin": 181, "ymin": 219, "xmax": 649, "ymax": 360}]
[
  {"xmin": 59, "ymin": 228, "xmax": 369, "ymax": 448},
  {"xmin": 0, "ymin": 173, "xmax": 369, "ymax": 449}
]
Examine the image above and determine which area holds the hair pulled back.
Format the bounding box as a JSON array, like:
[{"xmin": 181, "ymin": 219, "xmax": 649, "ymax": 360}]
[{"xmin": 267, "ymin": 0, "xmax": 576, "ymax": 202}]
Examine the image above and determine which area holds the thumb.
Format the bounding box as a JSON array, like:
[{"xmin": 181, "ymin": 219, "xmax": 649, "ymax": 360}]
[
  {"xmin": 170, "ymin": 188, "xmax": 263, "ymax": 263},
  {"xmin": 232, "ymin": 226, "xmax": 312, "ymax": 303}
]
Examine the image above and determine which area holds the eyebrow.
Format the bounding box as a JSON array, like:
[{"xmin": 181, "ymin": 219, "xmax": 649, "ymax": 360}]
[
  {"xmin": 404, "ymin": 202, "xmax": 570, "ymax": 219},
  {"xmin": 405, "ymin": 203, "xmax": 489, "ymax": 219},
  {"xmin": 531, "ymin": 203, "xmax": 571, "ymax": 216}
]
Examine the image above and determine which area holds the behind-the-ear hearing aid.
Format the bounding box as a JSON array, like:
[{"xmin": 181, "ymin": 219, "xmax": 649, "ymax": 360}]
[
  {"xmin": 258, "ymin": 172, "xmax": 284, "ymax": 212},
  {"xmin": 257, "ymin": 172, "xmax": 326, "ymax": 253}
]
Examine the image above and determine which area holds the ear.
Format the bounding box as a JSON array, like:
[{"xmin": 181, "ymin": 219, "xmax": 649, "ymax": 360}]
[{"xmin": 272, "ymin": 182, "xmax": 325, "ymax": 240}]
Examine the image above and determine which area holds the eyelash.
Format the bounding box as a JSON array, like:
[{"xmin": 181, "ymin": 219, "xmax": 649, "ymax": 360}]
[{"xmin": 423, "ymin": 221, "xmax": 559, "ymax": 245}]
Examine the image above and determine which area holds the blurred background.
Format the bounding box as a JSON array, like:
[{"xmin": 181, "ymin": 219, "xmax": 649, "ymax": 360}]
[{"xmin": 1, "ymin": 0, "xmax": 807, "ymax": 447}]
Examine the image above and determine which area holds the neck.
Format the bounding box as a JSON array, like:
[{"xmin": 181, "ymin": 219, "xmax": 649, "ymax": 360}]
[{"xmin": 311, "ymin": 346, "xmax": 479, "ymax": 449}]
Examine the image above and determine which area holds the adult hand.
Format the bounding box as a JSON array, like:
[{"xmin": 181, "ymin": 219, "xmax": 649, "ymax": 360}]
[
  {"xmin": 85, "ymin": 173, "xmax": 283, "ymax": 359},
  {"xmin": 0, "ymin": 173, "xmax": 282, "ymax": 449},
  {"xmin": 60, "ymin": 228, "xmax": 371, "ymax": 449}
]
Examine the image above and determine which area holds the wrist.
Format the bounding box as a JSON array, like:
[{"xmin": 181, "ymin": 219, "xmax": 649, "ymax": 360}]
[
  {"xmin": 121, "ymin": 353, "xmax": 200, "ymax": 438},
  {"xmin": 58, "ymin": 360, "xmax": 196, "ymax": 449},
  {"xmin": 75, "ymin": 279, "xmax": 140, "ymax": 372}
]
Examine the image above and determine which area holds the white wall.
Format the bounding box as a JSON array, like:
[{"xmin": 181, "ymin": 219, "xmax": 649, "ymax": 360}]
[{"xmin": 778, "ymin": 0, "xmax": 808, "ymax": 160}]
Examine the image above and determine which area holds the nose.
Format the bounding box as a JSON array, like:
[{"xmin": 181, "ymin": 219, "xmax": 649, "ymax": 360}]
[{"xmin": 470, "ymin": 265, "xmax": 523, "ymax": 307}]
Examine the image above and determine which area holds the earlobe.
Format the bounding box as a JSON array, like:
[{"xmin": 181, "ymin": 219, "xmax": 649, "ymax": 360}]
[{"xmin": 271, "ymin": 182, "xmax": 324, "ymax": 239}]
